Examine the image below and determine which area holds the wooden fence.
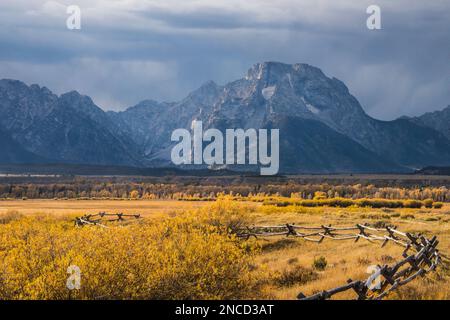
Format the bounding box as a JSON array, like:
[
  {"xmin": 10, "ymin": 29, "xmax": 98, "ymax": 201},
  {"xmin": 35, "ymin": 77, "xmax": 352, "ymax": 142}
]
[
  {"xmin": 73, "ymin": 213, "xmax": 447, "ymax": 300},
  {"xmin": 74, "ymin": 212, "xmax": 141, "ymax": 227},
  {"xmin": 235, "ymin": 223, "xmax": 447, "ymax": 300}
]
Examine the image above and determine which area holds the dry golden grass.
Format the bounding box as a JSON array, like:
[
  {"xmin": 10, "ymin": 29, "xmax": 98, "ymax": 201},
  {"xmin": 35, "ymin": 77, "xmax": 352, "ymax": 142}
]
[
  {"xmin": 0, "ymin": 199, "xmax": 449, "ymax": 300},
  {"xmin": 248, "ymin": 204, "xmax": 450, "ymax": 300},
  {"xmin": 0, "ymin": 199, "xmax": 206, "ymax": 220}
]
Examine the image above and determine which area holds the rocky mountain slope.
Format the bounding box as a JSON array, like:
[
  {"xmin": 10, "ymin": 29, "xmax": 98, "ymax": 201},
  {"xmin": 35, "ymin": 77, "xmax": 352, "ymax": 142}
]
[
  {"xmin": 111, "ymin": 62, "xmax": 450, "ymax": 171},
  {"xmin": 0, "ymin": 126, "xmax": 43, "ymax": 164},
  {"xmin": 1, "ymin": 62, "xmax": 449, "ymax": 173},
  {"xmin": 407, "ymin": 105, "xmax": 450, "ymax": 140},
  {"xmin": 0, "ymin": 79, "xmax": 141, "ymax": 166}
]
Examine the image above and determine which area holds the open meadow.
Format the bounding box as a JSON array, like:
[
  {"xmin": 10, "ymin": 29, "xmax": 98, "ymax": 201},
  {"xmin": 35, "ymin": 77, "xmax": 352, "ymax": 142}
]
[
  {"xmin": 1, "ymin": 193, "xmax": 449, "ymax": 300},
  {"xmin": 0, "ymin": 199, "xmax": 205, "ymax": 219}
]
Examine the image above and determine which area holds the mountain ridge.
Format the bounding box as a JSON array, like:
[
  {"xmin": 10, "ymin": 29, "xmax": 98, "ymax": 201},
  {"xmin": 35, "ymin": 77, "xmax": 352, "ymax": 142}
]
[
  {"xmin": 1, "ymin": 62, "xmax": 449, "ymax": 173},
  {"xmin": 407, "ymin": 105, "xmax": 450, "ymax": 140}
]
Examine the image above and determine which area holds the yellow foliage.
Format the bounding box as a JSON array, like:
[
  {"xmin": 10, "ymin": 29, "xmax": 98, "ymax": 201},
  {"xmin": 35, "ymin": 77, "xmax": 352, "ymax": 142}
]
[
  {"xmin": 193, "ymin": 199, "xmax": 255, "ymax": 232},
  {"xmin": 129, "ymin": 190, "xmax": 140, "ymax": 199},
  {"xmin": 313, "ymin": 191, "xmax": 327, "ymax": 200},
  {"xmin": 0, "ymin": 202, "xmax": 257, "ymax": 300}
]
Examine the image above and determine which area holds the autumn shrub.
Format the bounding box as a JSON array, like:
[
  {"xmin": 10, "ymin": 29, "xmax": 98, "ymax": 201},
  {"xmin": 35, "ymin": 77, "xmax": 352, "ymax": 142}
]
[
  {"xmin": 433, "ymin": 202, "xmax": 444, "ymax": 209},
  {"xmin": 312, "ymin": 256, "xmax": 327, "ymax": 271},
  {"xmin": 194, "ymin": 199, "xmax": 254, "ymax": 233},
  {"xmin": 325, "ymin": 198, "xmax": 354, "ymax": 208},
  {"xmin": 129, "ymin": 190, "xmax": 140, "ymax": 199},
  {"xmin": 356, "ymin": 199, "xmax": 403, "ymax": 209},
  {"xmin": 274, "ymin": 266, "xmax": 318, "ymax": 287},
  {"xmin": 294, "ymin": 200, "xmax": 318, "ymax": 207},
  {"xmin": 403, "ymin": 200, "xmax": 423, "ymax": 209},
  {"xmin": 261, "ymin": 197, "xmax": 429, "ymax": 209},
  {"xmin": 424, "ymin": 199, "xmax": 434, "ymax": 209},
  {"xmin": 262, "ymin": 199, "xmax": 292, "ymax": 207},
  {"xmin": 0, "ymin": 204, "xmax": 257, "ymax": 300},
  {"xmin": 0, "ymin": 210, "xmax": 24, "ymax": 224},
  {"xmin": 371, "ymin": 220, "xmax": 394, "ymax": 229},
  {"xmin": 313, "ymin": 191, "xmax": 327, "ymax": 200}
]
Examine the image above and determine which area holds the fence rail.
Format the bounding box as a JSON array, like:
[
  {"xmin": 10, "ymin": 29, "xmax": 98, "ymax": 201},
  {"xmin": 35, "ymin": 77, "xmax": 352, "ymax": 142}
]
[
  {"xmin": 74, "ymin": 212, "xmax": 141, "ymax": 227},
  {"xmin": 235, "ymin": 223, "xmax": 447, "ymax": 300}
]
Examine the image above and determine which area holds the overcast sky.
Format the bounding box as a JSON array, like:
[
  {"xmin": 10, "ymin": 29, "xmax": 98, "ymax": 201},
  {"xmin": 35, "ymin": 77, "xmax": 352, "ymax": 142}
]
[{"xmin": 0, "ymin": 0, "xmax": 448, "ymax": 120}]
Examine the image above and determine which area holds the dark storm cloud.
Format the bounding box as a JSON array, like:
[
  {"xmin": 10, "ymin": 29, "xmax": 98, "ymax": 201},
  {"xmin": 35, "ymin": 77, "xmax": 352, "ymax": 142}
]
[{"xmin": 0, "ymin": 0, "xmax": 448, "ymax": 119}]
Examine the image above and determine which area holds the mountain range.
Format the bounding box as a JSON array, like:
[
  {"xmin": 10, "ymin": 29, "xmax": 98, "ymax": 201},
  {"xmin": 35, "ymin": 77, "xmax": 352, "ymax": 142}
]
[{"xmin": 1, "ymin": 62, "xmax": 450, "ymax": 174}]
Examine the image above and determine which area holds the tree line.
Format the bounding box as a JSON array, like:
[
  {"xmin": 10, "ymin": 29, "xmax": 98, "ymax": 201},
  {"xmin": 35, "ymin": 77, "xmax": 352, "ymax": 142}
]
[{"xmin": 0, "ymin": 178, "xmax": 449, "ymax": 201}]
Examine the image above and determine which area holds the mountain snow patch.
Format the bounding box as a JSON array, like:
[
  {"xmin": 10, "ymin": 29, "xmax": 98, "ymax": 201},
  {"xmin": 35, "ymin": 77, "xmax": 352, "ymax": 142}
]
[
  {"xmin": 287, "ymin": 74, "xmax": 293, "ymax": 88},
  {"xmin": 301, "ymin": 97, "xmax": 320, "ymax": 114},
  {"xmin": 262, "ymin": 86, "xmax": 276, "ymax": 100}
]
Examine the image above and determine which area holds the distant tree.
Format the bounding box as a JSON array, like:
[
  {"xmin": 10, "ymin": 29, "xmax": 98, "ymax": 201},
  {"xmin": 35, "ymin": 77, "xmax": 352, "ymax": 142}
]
[
  {"xmin": 313, "ymin": 191, "xmax": 327, "ymax": 200},
  {"xmin": 130, "ymin": 190, "xmax": 140, "ymax": 199},
  {"xmin": 99, "ymin": 189, "xmax": 112, "ymax": 198}
]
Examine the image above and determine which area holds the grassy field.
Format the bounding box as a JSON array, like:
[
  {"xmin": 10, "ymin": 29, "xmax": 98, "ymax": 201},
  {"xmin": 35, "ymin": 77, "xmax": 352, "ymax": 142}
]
[
  {"xmin": 1, "ymin": 198, "xmax": 449, "ymax": 300},
  {"xmin": 0, "ymin": 199, "xmax": 206, "ymax": 219},
  {"xmin": 249, "ymin": 204, "xmax": 450, "ymax": 299}
]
